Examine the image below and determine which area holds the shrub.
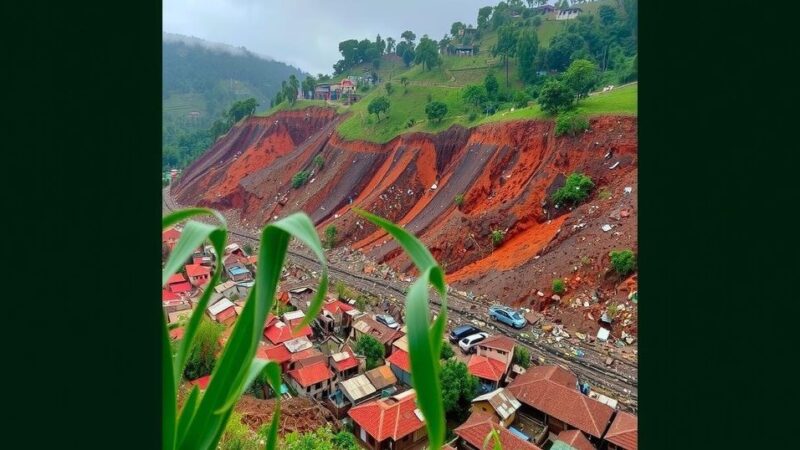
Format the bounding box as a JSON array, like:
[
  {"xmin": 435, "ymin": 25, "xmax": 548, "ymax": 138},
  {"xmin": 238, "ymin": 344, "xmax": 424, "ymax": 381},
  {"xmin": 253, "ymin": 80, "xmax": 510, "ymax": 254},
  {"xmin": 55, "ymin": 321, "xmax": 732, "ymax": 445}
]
[
  {"xmin": 440, "ymin": 344, "xmax": 455, "ymax": 360},
  {"xmin": 513, "ymin": 346, "xmax": 531, "ymax": 369},
  {"xmin": 610, "ymin": 249, "xmax": 636, "ymax": 276},
  {"xmin": 324, "ymin": 225, "xmax": 337, "ymax": 249},
  {"xmin": 356, "ymin": 334, "xmax": 385, "ymax": 370},
  {"xmin": 313, "ymin": 154, "xmax": 324, "ymax": 169},
  {"xmin": 555, "ymin": 111, "xmax": 590, "ymax": 137},
  {"xmin": 513, "ymin": 91, "xmax": 531, "ymax": 108},
  {"xmin": 454, "ymin": 194, "xmax": 465, "ymax": 207},
  {"xmin": 552, "ymin": 278, "xmax": 566, "ymax": 294},
  {"xmin": 291, "ymin": 171, "xmax": 310, "ymax": 188},
  {"xmin": 490, "ymin": 229, "xmax": 505, "ymax": 246},
  {"xmin": 385, "ymin": 82, "xmax": 394, "ymax": 96},
  {"xmin": 537, "ymin": 79, "xmax": 575, "ymax": 115},
  {"xmin": 551, "ymin": 172, "xmax": 594, "ymax": 206},
  {"xmin": 405, "ymin": 118, "xmax": 416, "ymax": 128},
  {"xmin": 183, "ymin": 318, "xmax": 224, "ymax": 380},
  {"xmin": 468, "ymin": 111, "xmax": 478, "ymax": 121}
]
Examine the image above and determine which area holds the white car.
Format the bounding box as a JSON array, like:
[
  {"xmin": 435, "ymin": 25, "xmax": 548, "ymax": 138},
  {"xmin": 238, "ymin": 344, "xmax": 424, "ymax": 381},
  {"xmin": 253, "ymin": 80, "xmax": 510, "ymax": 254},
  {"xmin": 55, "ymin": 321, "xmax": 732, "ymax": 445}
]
[{"xmin": 459, "ymin": 332, "xmax": 489, "ymax": 353}]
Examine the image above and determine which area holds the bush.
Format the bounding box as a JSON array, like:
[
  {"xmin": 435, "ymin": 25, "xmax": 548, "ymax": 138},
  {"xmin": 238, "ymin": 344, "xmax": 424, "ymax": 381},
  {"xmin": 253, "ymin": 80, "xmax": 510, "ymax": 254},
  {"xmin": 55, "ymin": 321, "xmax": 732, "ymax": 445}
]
[
  {"xmin": 551, "ymin": 172, "xmax": 594, "ymax": 206},
  {"xmin": 538, "ymin": 79, "xmax": 575, "ymax": 115},
  {"xmin": 555, "ymin": 111, "xmax": 590, "ymax": 137},
  {"xmin": 183, "ymin": 318, "xmax": 224, "ymax": 380},
  {"xmin": 440, "ymin": 344, "xmax": 455, "ymax": 360},
  {"xmin": 513, "ymin": 346, "xmax": 531, "ymax": 369},
  {"xmin": 454, "ymin": 194, "xmax": 465, "ymax": 206},
  {"xmin": 468, "ymin": 111, "xmax": 478, "ymax": 121},
  {"xmin": 291, "ymin": 171, "xmax": 310, "ymax": 188},
  {"xmin": 313, "ymin": 154, "xmax": 324, "ymax": 169},
  {"xmin": 610, "ymin": 249, "xmax": 636, "ymax": 276},
  {"xmin": 324, "ymin": 225, "xmax": 337, "ymax": 249},
  {"xmin": 490, "ymin": 229, "xmax": 505, "ymax": 246},
  {"xmin": 552, "ymin": 278, "xmax": 566, "ymax": 294},
  {"xmin": 513, "ymin": 91, "xmax": 531, "ymax": 108},
  {"xmin": 405, "ymin": 118, "xmax": 416, "ymax": 128}
]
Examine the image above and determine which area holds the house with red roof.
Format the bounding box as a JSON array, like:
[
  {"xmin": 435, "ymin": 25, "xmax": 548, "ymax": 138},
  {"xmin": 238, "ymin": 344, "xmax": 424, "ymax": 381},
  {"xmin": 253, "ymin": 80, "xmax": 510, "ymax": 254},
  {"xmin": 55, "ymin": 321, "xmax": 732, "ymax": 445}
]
[
  {"xmin": 185, "ymin": 263, "xmax": 211, "ymax": 286},
  {"xmin": 467, "ymin": 335, "xmax": 516, "ymax": 393},
  {"xmin": 552, "ymin": 430, "xmax": 596, "ymax": 450},
  {"xmin": 506, "ymin": 365, "xmax": 615, "ymax": 443},
  {"xmin": 162, "ymin": 228, "xmax": 181, "ymax": 250},
  {"xmin": 386, "ymin": 347, "xmax": 412, "ymax": 386},
  {"xmin": 167, "ymin": 273, "xmax": 193, "ymax": 295},
  {"xmin": 348, "ymin": 389, "xmax": 427, "ymax": 450},
  {"xmin": 319, "ymin": 298, "xmax": 361, "ymax": 335},
  {"xmin": 329, "ymin": 349, "xmax": 359, "ymax": 380},
  {"xmin": 351, "ymin": 316, "xmax": 402, "ymax": 356},
  {"xmin": 263, "ymin": 320, "xmax": 313, "ymax": 345},
  {"xmin": 256, "ymin": 344, "xmax": 292, "ymax": 371},
  {"xmin": 454, "ymin": 411, "xmax": 542, "ymax": 450},
  {"xmin": 286, "ymin": 360, "xmax": 335, "ymax": 400},
  {"xmin": 288, "ymin": 347, "xmax": 326, "ymax": 371},
  {"xmin": 603, "ymin": 411, "xmax": 637, "ymax": 450},
  {"xmin": 207, "ymin": 298, "xmax": 237, "ymax": 325},
  {"xmin": 189, "ymin": 375, "xmax": 211, "ymax": 390}
]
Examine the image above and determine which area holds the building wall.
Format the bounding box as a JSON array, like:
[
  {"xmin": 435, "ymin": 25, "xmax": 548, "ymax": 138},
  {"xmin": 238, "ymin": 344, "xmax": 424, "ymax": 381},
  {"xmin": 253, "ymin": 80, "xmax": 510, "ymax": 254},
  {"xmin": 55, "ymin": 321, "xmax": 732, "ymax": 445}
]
[
  {"xmin": 389, "ymin": 365, "xmax": 412, "ymax": 386},
  {"xmin": 476, "ymin": 346, "xmax": 512, "ymax": 367},
  {"xmin": 470, "ymin": 401, "xmax": 515, "ymax": 427},
  {"xmin": 288, "ymin": 377, "xmax": 333, "ymax": 400}
]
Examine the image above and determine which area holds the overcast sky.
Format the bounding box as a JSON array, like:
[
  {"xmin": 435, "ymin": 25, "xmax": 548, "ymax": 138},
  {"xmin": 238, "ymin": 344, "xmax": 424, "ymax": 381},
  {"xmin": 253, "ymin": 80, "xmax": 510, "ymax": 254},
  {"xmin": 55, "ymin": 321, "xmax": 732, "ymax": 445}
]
[{"xmin": 163, "ymin": 0, "xmax": 495, "ymax": 75}]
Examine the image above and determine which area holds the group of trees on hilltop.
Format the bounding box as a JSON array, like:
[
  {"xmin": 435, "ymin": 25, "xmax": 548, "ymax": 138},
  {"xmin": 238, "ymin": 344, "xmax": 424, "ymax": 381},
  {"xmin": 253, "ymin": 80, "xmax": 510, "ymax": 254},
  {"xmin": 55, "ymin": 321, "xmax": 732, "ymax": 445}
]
[{"xmin": 332, "ymin": 29, "xmax": 444, "ymax": 75}]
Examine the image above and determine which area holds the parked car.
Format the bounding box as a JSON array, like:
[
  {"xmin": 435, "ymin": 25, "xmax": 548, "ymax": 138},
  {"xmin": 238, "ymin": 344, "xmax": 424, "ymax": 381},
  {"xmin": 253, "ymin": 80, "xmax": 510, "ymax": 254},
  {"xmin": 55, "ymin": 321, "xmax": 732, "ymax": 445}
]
[
  {"xmin": 375, "ymin": 314, "xmax": 400, "ymax": 329},
  {"xmin": 459, "ymin": 332, "xmax": 489, "ymax": 353},
  {"xmin": 488, "ymin": 305, "xmax": 527, "ymax": 329},
  {"xmin": 449, "ymin": 324, "xmax": 482, "ymax": 343}
]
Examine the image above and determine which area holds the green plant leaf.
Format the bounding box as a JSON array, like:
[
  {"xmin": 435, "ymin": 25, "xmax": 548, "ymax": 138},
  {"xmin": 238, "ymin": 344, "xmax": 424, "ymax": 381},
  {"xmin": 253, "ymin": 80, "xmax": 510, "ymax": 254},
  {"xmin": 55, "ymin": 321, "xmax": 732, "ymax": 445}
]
[
  {"xmin": 176, "ymin": 386, "xmax": 201, "ymax": 443},
  {"xmin": 482, "ymin": 428, "xmax": 502, "ymax": 450},
  {"xmin": 261, "ymin": 362, "xmax": 283, "ymax": 450},
  {"xmin": 162, "ymin": 208, "xmax": 226, "ymax": 231},
  {"xmin": 163, "ymin": 319, "xmax": 176, "ymax": 450},
  {"xmin": 177, "ymin": 213, "xmax": 327, "ymax": 450},
  {"xmin": 354, "ymin": 209, "xmax": 447, "ymax": 450}
]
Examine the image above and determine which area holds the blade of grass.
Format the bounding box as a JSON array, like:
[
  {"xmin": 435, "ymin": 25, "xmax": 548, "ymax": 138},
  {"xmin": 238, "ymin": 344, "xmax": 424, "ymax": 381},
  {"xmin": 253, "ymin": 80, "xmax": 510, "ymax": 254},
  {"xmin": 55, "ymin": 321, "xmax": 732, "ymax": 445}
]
[
  {"xmin": 163, "ymin": 318, "xmax": 176, "ymax": 450},
  {"xmin": 482, "ymin": 428, "xmax": 502, "ymax": 450},
  {"xmin": 261, "ymin": 362, "xmax": 283, "ymax": 450},
  {"xmin": 178, "ymin": 213, "xmax": 327, "ymax": 450},
  {"xmin": 354, "ymin": 209, "xmax": 448, "ymax": 450},
  {"xmin": 176, "ymin": 386, "xmax": 201, "ymax": 443},
  {"xmin": 162, "ymin": 208, "xmax": 226, "ymax": 231}
]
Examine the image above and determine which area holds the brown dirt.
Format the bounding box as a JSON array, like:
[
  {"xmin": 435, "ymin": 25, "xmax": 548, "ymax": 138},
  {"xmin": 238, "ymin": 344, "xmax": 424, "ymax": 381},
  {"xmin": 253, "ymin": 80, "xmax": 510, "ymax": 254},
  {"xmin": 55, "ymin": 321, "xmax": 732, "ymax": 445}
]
[{"xmin": 234, "ymin": 395, "xmax": 339, "ymax": 436}]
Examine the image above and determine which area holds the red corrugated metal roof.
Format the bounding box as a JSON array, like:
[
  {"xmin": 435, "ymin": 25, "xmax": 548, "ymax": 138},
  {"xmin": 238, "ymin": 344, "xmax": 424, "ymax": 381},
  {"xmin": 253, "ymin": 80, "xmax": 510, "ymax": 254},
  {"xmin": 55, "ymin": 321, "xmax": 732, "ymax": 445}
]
[
  {"xmin": 162, "ymin": 289, "xmax": 181, "ymax": 301},
  {"xmin": 454, "ymin": 411, "xmax": 542, "ymax": 450},
  {"xmin": 263, "ymin": 321, "xmax": 312, "ymax": 345},
  {"xmin": 604, "ymin": 411, "xmax": 637, "ymax": 450},
  {"xmin": 507, "ymin": 366, "xmax": 614, "ymax": 438},
  {"xmin": 323, "ymin": 300, "xmax": 354, "ymax": 314},
  {"xmin": 167, "ymin": 273, "xmax": 186, "ymax": 284},
  {"xmin": 216, "ymin": 307, "xmax": 237, "ymax": 322},
  {"xmin": 170, "ymin": 282, "xmax": 192, "ymax": 293},
  {"xmin": 185, "ymin": 263, "xmax": 211, "ymax": 277},
  {"xmin": 163, "ymin": 228, "xmax": 181, "ymax": 241},
  {"xmin": 287, "ymin": 361, "xmax": 333, "ymax": 387},
  {"xmin": 557, "ymin": 430, "xmax": 596, "ymax": 450},
  {"xmin": 467, "ymin": 355, "xmax": 508, "ymax": 382},
  {"xmin": 348, "ymin": 390, "xmax": 424, "ymax": 442},
  {"xmin": 332, "ymin": 351, "xmax": 359, "ymax": 372},
  {"xmin": 189, "ymin": 375, "xmax": 211, "ymax": 390},
  {"xmin": 387, "ymin": 348, "xmax": 411, "ymax": 373},
  {"xmin": 256, "ymin": 345, "xmax": 291, "ymax": 364}
]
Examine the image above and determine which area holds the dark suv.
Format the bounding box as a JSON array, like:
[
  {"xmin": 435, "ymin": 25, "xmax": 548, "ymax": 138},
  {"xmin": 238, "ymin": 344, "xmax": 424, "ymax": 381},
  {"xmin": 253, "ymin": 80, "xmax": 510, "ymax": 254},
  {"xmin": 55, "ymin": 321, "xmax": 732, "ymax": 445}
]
[{"xmin": 449, "ymin": 324, "xmax": 482, "ymax": 343}]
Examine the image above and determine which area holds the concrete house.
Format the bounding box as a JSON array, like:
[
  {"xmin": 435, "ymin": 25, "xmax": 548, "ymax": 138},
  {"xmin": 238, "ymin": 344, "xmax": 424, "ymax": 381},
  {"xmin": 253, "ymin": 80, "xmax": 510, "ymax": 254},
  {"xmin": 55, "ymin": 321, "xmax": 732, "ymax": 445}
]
[
  {"xmin": 206, "ymin": 298, "xmax": 237, "ymax": 325},
  {"xmin": 470, "ymin": 388, "xmax": 522, "ymax": 428},
  {"xmin": 185, "ymin": 263, "xmax": 211, "ymax": 286},
  {"xmin": 286, "ymin": 360, "xmax": 335, "ymax": 400},
  {"xmin": 467, "ymin": 335, "xmax": 516, "ymax": 393}
]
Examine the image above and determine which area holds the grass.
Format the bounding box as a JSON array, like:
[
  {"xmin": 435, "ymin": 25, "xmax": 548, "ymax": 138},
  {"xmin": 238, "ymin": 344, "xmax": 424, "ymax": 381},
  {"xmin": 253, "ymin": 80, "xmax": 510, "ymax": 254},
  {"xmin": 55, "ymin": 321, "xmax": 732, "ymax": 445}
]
[
  {"xmin": 259, "ymin": 99, "xmax": 345, "ymax": 116},
  {"xmin": 163, "ymin": 93, "xmax": 207, "ymax": 116}
]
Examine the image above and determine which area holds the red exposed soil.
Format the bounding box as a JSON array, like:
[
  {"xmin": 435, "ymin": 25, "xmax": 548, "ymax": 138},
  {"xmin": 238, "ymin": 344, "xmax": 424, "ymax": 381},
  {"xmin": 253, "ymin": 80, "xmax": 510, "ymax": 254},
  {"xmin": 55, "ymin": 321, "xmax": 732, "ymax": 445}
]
[{"xmin": 174, "ymin": 109, "xmax": 637, "ymax": 307}]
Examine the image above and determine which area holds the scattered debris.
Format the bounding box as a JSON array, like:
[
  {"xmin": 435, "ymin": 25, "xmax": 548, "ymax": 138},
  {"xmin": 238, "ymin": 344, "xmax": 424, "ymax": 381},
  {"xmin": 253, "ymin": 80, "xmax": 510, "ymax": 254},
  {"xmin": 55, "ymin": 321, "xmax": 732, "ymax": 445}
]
[{"xmin": 601, "ymin": 224, "xmax": 613, "ymax": 232}]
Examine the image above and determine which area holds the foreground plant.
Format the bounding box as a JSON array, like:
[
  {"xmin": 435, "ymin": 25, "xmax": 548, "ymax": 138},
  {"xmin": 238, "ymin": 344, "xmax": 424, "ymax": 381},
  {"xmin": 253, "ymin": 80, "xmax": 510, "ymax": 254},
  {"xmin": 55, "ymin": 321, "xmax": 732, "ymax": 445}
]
[{"xmin": 162, "ymin": 208, "xmax": 449, "ymax": 450}]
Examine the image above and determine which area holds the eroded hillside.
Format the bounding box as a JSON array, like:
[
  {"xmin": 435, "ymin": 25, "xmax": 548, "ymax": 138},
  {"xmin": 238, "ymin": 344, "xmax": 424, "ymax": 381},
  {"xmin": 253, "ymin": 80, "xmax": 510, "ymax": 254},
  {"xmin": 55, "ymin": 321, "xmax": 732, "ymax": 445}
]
[{"xmin": 173, "ymin": 107, "xmax": 637, "ymax": 307}]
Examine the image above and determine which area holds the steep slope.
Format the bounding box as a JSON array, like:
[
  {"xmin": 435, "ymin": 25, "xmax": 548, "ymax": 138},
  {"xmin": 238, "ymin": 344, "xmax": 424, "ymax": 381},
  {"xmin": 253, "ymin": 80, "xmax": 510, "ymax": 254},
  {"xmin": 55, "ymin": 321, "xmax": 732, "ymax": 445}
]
[{"xmin": 173, "ymin": 108, "xmax": 637, "ymax": 304}]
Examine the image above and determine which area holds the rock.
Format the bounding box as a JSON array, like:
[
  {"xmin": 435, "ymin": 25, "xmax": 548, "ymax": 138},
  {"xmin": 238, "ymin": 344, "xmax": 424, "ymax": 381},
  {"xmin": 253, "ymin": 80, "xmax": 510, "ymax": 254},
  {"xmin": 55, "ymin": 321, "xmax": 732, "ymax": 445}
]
[
  {"xmin": 624, "ymin": 186, "xmax": 633, "ymax": 194},
  {"xmin": 542, "ymin": 324, "xmax": 554, "ymax": 333},
  {"xmin": 605, "ymin": 357, "xmax": 614, "ymax": 366},
  {"xmin": 620, "ymin": 209, "xmax": 631, "ymax": 218},
  {"xmin": 576, "ymin": 332, "xmax": 586, "ymax": 340},
  {"xmin": 625, "ymin": 336, "xmax": 636, "ymax": 345},
  {"xmin": 601, "ymin": 224, "xmax": 613, "ymax": 232},
  {"xmin": 583, "ymin": 301, "xmax": 590, "ymax": 308},
  {"xmin": 537, "ymin": 291, "xmax": 545, "ymax": 297},
  {"xmin": 552, "ymin": 294, "xmax": 561, "ymax": 301}
]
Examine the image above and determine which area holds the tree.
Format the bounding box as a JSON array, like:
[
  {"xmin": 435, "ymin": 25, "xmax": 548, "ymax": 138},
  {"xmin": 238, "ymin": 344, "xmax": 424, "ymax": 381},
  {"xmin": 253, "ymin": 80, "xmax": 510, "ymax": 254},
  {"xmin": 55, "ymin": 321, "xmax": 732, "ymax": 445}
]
[
  {"xmin": 440, "ymin": 343, "xmax": 455, "ymax": 360},
  {"xmin": 563, "ymin": 59, "xmax": 598, "ymax": 100},
  {"xmin": 484, "ymin": 72, "xmax": 499, "ymax": 100},
  {"xmin": 367, "ymin": 96, "xmax": 391, "ymax": 121},
  {"xmin": 302, "ymin": 75, "xmax": 317, "ymax": 99},
  {"xmin": 384, "ymin": 82, "xmax": 394, "ymax": 96},
  {"xmin": 400, "ymin": 76, "xmax": 409, "ymax": 94},
  {"xmin": 440, "ymin": 360, "xmax": 478, "ymax": 422},
  {"xmin": 598, "ymin": 5, "xmax": 618, "ymax": 26},
  {"xmin": 313, "ymin": 154, "xmax": 324, "ymax": 169},
  {"xmin": 477, "ymin": 6, "xmax": 494, "ymax": 29},
  {"xmin": 551, "ymin": 172, "xmax": 594, "ymax": 206},
  {"xmin": 402, "ymin": 48, "xmax": 415, "ymax": 67},
  {"xmin": 552, "ymin": 278, "xmax": 566, "ymax": 294},
  {"xmin": 375, "ymin": 34, "xmax": 386, "ymax": 55},
  {"xmin": 537, "ymin": 79, "xmax": 574, "ymax": 115},
  {"xmin": 356, "ymin": 334, "xmax": 385, "ymax": 370},
  {"xmin": 227, "ymin": 98, "xmax": 259, "ymax": 122},
  {"xmin": 545, "ymin": 32, "xmax": 586, "ymax": 72},
  {"xmin": 462, "ymin": 84, "xmax": 488, "ymax": 107},
  {"xmin": 285, "ymin": 74, "xmax": 300, "ymax": 105},
  {"xmin": 513, "ymin": 347, "xmax": 531, "ymax": 369},
  {"xmin": 324, "ymin": 225, "xmax": 337, "ymax": 249},
  {"xmin": 516, "ymin": 29, "xmax": 540, "ymax": 84},
  {"xmin": 451, "ymin": 21, "xmax": 465, "ymax": 37},
  {"xmin": 183, "ymin": 318, "xmax": 224, "ymax": 380},
  {"xmin": 492, "ymin": 25, "xmax": 518, "ymax": 87},
  {"xmin": 609, "ymin": 249, "xmax": 636, "ymax": 276},
  {"xmin": 400, "ymin": 30, "xmax": 416, "ymax": 43},
  {"xmin": 331, "ymin": 431, "xmax": 358, "ymax": 450},
  {"xmin": 386, "ymin": 37, "xmax": 396, "ymax": 54},
  {"xmin": 513, "ymin": 91, "xmax": 531, "ymax": 108},
  {"xmin": 425, "ymin": 101, "xmax": 448, "ymax": 123},
  {"xmin": 415, "ymin": 36, "xmax": 440, "ymax": 71}
]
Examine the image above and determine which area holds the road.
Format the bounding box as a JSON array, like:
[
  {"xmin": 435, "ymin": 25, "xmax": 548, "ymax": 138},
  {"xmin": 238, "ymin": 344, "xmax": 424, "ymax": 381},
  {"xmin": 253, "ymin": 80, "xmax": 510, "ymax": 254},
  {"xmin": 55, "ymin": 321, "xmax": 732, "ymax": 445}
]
[{"xmin": 163, "ymin": 186, "xmax": 638, "ymax": 413}]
